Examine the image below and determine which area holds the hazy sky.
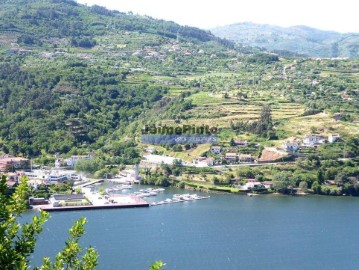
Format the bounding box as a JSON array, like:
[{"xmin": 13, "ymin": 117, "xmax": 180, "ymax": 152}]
[{"xmin": 77, "ymin": 0, "xmax": 359, "ymax": 33}]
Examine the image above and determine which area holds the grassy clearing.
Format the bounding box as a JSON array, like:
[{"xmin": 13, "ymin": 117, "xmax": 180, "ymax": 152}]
[
  {"xmin": 165, "ymin": 144, "xmax": 211, "ymax": 162},
  {"xmin": 186, "ymin": 91, "xmax": 225, "ymax": 105},
  {"xmin": 278, "ymin": 112, "xmax": 359, "ymax": 137}
]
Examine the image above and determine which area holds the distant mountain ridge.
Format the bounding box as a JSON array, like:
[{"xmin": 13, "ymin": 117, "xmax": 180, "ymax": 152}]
[
  {"xmin": 0, "ymin": 0, "xmax": 233, "ymax": 48},
  {"xmin": 211, "ymin": 22, "xmax": 359, "ymax": 58}
]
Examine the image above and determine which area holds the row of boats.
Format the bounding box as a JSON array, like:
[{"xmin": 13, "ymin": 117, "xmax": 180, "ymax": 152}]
[
  {"xmin": 105, "ymin": 184, "xmax": 133, "ymax": 193},
  {"xmin": 133, "ymin": 188, "xmax": 166, "ymax": 198},
  {"xmin": 151, "ymin": 194, "xmax": 210, "ymax": 206}
]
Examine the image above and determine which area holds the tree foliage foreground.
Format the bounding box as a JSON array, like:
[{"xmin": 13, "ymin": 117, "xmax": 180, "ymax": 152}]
[{"xmin": 0, "ymin": 176, "xmax": 98, "ymax": 270}]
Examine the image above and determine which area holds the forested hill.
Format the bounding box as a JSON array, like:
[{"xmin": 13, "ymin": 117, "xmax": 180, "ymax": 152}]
[
  {"xmin": 0, "ymin": 0, "xmax": 232, "ymax": 47},
  {"xmin": 211, "ymin": 22, "xmax": 359, "ymax": 58},
  {"xmin": 0, "ymin": 0, "xmax": 236, "ymax": 162}
]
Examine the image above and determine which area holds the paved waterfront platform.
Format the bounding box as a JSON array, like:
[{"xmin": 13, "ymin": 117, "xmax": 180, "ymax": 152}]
[{"xmin": 35, "ymin": 195, "xmax": 149, "ymax": 212}]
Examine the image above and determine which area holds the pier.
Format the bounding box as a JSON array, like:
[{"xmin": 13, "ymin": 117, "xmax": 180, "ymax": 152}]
[{"xmin": 35, "ymin": 195, "xmax": 149, "ymax": 212}]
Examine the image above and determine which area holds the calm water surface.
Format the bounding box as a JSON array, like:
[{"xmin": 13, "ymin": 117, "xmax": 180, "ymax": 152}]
[{"xmin": 26, "ymin": 187, "xmax": 359, "ymax": 270}]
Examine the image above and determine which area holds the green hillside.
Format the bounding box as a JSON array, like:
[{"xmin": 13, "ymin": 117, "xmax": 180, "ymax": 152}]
[
  {"xmin": 0, "ymin": 0, "xmax": 358, "ymax": 169},
  {"xmin": 211, "ymin": 22, "xmax": 359, "ymax": 58},
  {"xmin": 0, "ymin": 0, "xmax": 235, "ymax": 162}
]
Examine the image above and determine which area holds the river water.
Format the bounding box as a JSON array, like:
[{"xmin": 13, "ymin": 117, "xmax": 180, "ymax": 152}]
[{"xmin": 26, "ymin": 186, "xmax": 359, "ymax": 270}]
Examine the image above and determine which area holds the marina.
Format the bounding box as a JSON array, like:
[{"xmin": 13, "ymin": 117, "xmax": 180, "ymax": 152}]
[
  {"xmin": 27, "ymin": 193, "xmax": 359, "ymax": 270},
  {"xmin": 31, "ymin": 181, "xmax": 210, "ymax": 212},
  {"xmin": 151, "ymin": 194, "xmax": 210, "ymax": 206}
]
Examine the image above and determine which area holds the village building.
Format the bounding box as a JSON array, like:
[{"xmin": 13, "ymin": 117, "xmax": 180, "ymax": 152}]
[
  {"xmin": 302, "ymin": 134, "xmax": 327, "ymax": 147},
  {"xmin": 193, "ymin": 157, "xmax": 214, "ymax": 167},
  {"xmin": 328, "ymin": 134, "xmax": 340, "ymax": 143},
  {"xmin": 211, "ymin": 146, "xmax": 222, "ymax": 154},
  {"xmin": 282, "ymin": 142, "xmax": 299, "ymax": 152},
  {"xmin": 241, "ymin": 179, "xmax": 264, "ymax": 190},
  {"xmin": 55, "ymin": 158, "xmax": 65, "ymax": 168},
  {"xmin": 282, "ymin": 137, "xmax": 301, "ymax": 152},
  {"xmin": 0, "ymin": 155, "xmax": 29, "ymax": 172},
  {"xmin": 65, "ymin": 154, "xmax": 94, "ymax": 167},
  {"xmin": 225, "ymin": 153, "xmax": 237, "ymax": 162},
  {"xmin": 234, "ymin": 140, "xmax": 248, "ymax": 147},
  {"xmin": 49, "ymin": 193, "xmax": 87, "ymax": 207},
  {"xmin": 263, "ymin": 181, "xmax": 273, "ymax": 189}
]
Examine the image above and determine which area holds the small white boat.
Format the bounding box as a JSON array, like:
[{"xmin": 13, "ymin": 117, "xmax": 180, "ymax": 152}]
[
  {"xmin": 154, "ymin": 188, "xmax": 165, "ymax": 192},
  {"xmin": 164, "ymin": 198, "xmax": 172, "ymax": 204}
]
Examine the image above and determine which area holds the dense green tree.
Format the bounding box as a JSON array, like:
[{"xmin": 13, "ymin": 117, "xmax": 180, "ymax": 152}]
[
  {"xmin": 311, "ymin": 181, "xmax": 321, "ymax": 194},
  {"xmin": 317, "ymin": 169, "xmax": 325, "ymax": 184},
  {"xmin": 0, "ymin": 176, "xmax": 98, "ymax": 269},
  {"xmin": 272, "ymin": 171, "xmax": 294, "ymax": 194}
]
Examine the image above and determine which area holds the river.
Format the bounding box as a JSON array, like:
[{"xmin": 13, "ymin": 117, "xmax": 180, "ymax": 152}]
[{"xmin": 26, "ymin": 186, "xmax": 359, "ymax": 270}]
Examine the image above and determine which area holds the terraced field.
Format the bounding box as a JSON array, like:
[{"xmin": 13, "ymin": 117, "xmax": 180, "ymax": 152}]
[
  {"xmin": 160, "ymin": 91, "xmax": 305, "ymax": 128},
  {"xmin": 279, "ymin": 112, "xmax": 359, "ymax": 138}
]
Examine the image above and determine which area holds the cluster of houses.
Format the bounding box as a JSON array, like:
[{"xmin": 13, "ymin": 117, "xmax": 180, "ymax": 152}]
[
  {"xmin": 55, "ymin": 154, "xmax": 94, "ymax": 168},
  {"xmin": 193, "ymin": 141, "xmax": 256, "ymax": 167},
  {"xmin": 0, "ymin": 153, "xmax": 89, "ymax": 188},
  {"xmin": 0, "ymin": 154, "xmax": 29, "ymax": 172},
  {"xmin": 210, "ymin": 141, "xmax": 256, "ymax": 164},
  {"xmin": 192, "ymin": 134, "xmax": 341, "ymax": 167},
  {"xmin": 282, "ymin": 134, "xmax": 340, "ymax": 152}
]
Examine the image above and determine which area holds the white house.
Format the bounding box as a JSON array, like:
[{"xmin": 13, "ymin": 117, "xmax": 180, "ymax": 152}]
[
  {"xmin": 241, "ymin": 179, "xmax": 264, "ymax": 190},
  {"xmin": 328, "ymin": 134, "xmax": 340, "ymax": 143},
  {"xmin": 55, "ymin": 158, "xmax": 65, "ymax": 168},
  {"xmin": 65, "ymin": 154, "xmax": 94, "ymax": 167},
  {"xmin": 193, "ymin": 157, "xmax": 214, "ymax": 167},
  {"xmin": 211, "ymin": 146, "xmax": 222, "ymax": 154},
  {"xmin": 302, "ymin": 135, "xmax": 326, "ymax": 147},
  {"xmin": 282, "ymin": 142, "xmax": 299, "ymax": 152}
]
